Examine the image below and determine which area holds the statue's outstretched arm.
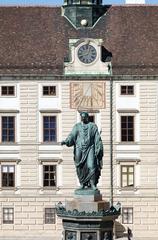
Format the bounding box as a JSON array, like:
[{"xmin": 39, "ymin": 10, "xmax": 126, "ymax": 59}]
[{"xmin": 61, "ymin": 125, "xmax": 77, "ymax": 147}]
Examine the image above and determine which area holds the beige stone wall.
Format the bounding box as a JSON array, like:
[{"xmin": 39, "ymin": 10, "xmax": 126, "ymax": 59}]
[{"xmin": 0, "ymin": 77, "xmax": 158, "ymax": 239}]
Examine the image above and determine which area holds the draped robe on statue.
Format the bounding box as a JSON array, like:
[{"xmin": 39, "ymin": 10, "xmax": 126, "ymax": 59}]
[{"xmin": 64, "ymin": 121, "xmax": 103, "ymax": 187}]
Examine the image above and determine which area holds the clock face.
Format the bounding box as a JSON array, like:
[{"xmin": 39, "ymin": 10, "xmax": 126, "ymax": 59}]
[
  {"xmin": 70, "ymin": 82, "xmax": 105, "ymax": 109},
  {"xmin": 77, "ymin": 44, "xmax": 97, "ymax": 64}
]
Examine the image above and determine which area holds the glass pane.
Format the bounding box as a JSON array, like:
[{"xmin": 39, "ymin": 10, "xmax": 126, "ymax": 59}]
[
  {"xmin": 44, "ymin": 180, "xmax": 49, "ymax": 186},
  {"xmin": 122, "ymin": 167, "xmax": 127, "ymax": 173},
  {"xmin": 50, "ymin": 173, "xmax": 55, "ymax": 180},
  {"xmin": 8, "ymin": 87, "xmax": 14, "ymax": 95},
  {"xmin": 128, "ymin": 135, "xmax": 134, "ymax": 141},
  {"xmin": 50, "ymin": 165, "xmax": 55, "ymax": 172},
  {"xmin": 4, "ymin": 208, "xmax": 9, "ymax": 214},
  {"xmin": 50, "ymin": 121, "xmax": 56, "ymax": 128},
  {"xmin": 9, "ymin": 166, "xmax": 14, "ymax": 173},
  {"xmin": 44, "ymin": 131, "xmax": 49, "ymax": 142},
  {"xmin": 4, "ymin": 215, "xmax": 9, "ymax": 221},
  {"xmin": 44, "ymin": 165, "xmax": 49, "ymax": 171},
  {"xmin": 128, "ymin": 129, "xmax": 134, "ymax": 135},
  {"xmin": 128, "ymin": 86, "xmax": 134, "ymax": 94},
  {"xmin": 50, "ymin": 86, "xmax": 56, "ymax": 95},
  {"xmin": 122, "ymin": 175, "xmax": 127, "ymax": 187},
  {"xmin": 128, "ymin": 175, "xmax": 134, "ymax": 186},
  {"xmin": 2, "ymin": 166, "xmax": 8, "ymax": 173},
  {"xmin": 129, "ymin": 167, "xmax": 134, "ymax": 173},
  {"xmin": 44, "ymin": 173, "xmax": 49, "ymax": 180},
  {"xmin": 43, "ymin": 86, "xmax": 49, "ymax": 95},
  {"xmin": 128, "ymin": 116, "xmax": 134, "ymax": 122},
  {"xmin": 121, "ymin": 86, "xmax": 127, "ymax": 94},
  {"xmin": 50, "ymin": 134, "xmax": 56, "ymax": 142},
  {"xmin": 2, "ymin": 86, "xmax": 7, "ymax": 95},
  {"xmin": 50, "ymin": 180, "xmax": 55, "ymax": 186}
]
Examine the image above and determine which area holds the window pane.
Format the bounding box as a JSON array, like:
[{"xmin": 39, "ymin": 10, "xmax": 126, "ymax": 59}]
[
  {"xmin": 44, "ymin": 180, "xmax": 49, "ymax": 186},
  {"xmin": 121, "ymin": 116, "xmax": 134, "ymax": 142},
  {"xmin": 45, "ymin": 208, "xmax": 56, "ymax": 224},
  {"xmin": 50, "ymin": 165, "xmax": 55, "ymax": 171},
  {"xmin": 3, "ymin": 208, "xmax": 14, "ymax": 224},
  {"xmin": 1, "ymin": 86, "xmax": 7, "ymax": 95},
  {"xmin": 121, "ymin": 166, "xmax": 134, "ymax": 188},
  {"xmin": 43, "ymin": 165, "xmax": 56, "ymax": 188},
  {"xmin": 121, "ymin": 86, "xmax": 127, "ymax": 94},
  {"xmin": 2, "ymin": 166, "xmax": 8, "ymax": 173},
  {"xmin": 122, "ymin": 175, "xmax": 127, "ymax": 187},
  {"xmin": 122, "ymin": 207, "xmax": 133, "ymax": 224},
  {"xmin": 2, "ymin": 117, "xmax": 15, "ymax": 143},
  {"xmin": 128, "ymin": 86, "xmax": 134, "ymax": 95},
  {"xmin": 128, "ymin": 175, "xmax": 134, "ymax": 186},
  {"xmin": 43, "ymin": 116, "xmax": 57, "ymax": 142}
]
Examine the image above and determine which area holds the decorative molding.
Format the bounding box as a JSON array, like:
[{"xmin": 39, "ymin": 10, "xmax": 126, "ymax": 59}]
[
  {"xmin": 38, "ymin": 158, "xmax": 63, "ymax": 164},
  {"xmin": 0, "ymin": 158, "xmax": 21, "ymax": 164},
  {"xmin": 116, "ymin": 158, "xmax": 141, "ymax": 164},
  {"xmin": 56, "ymin": 205, "xmax": 120, "ymax": 219},
  {"xmin": 117, "ymin": 109, "xmax": 139, "ymax": 113},
  {"xmin": 0, "ymin": 109, "xmax": 19, "ymax": 113},
  {"xmin": 39, "ymin": 109, "xmax": 61, "ymax": 113}
]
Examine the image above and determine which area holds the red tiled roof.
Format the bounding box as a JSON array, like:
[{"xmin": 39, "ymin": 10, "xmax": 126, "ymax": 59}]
[{"xmin": 0, "ymin": 6, "xmax": 157, "ymax": 75}]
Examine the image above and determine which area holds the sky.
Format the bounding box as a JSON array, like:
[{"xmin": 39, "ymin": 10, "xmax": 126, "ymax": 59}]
[{"xmin": 0, "ymin": 0, "xmax": 157, "ymax": 5}]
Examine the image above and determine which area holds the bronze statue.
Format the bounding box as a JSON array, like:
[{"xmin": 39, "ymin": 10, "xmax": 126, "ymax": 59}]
[{"xmin": 61, "ymin": 112, "xmax": 103, "ymax": 191}]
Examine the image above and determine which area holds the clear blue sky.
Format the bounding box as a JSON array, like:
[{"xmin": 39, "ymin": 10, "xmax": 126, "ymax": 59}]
[{"xmin": 0, "ymin": 0, "xmax": 157, "ymax": 5}]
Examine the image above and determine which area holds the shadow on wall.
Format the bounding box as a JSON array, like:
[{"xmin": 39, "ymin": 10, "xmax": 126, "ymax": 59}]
[
  {"xmin": 101, "ymin": 46, "xmax": 112, "ymax": 62},
  {"xmin": 115, "ymin": 221, "xmax": 133, "ymax": 239}
]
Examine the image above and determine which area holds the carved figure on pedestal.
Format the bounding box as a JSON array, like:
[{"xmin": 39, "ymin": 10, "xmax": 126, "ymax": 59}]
[{"xmin": 61, "ymin": 112, "xmax": 103, "ymax": 191}]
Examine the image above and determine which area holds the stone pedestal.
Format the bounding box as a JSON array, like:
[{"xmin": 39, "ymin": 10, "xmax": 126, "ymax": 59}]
[{"xmin": 56, "ymin": 190, "xmax": 120, "ymax": 240}]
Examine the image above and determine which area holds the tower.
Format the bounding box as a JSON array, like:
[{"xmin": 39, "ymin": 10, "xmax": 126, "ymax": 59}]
[{"xmin": 62, "ymin": 0, "xmax": 108, "ymax": 28}]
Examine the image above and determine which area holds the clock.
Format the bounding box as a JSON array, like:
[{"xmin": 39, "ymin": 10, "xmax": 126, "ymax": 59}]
[
  {"xmin": 77, "ymin": 44, "xmax": 97, "ymax": 64},
  {"xmin": 70, "ymin": 82, "xmax": 105, "ymax": 109}
]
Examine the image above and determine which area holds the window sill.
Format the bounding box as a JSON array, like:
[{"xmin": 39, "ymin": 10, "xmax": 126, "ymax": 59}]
[
  {"xmin": 0, "ymin": 142, "xmax": 17, "ymax": 145},
  {"xmin": 40, "ymin": 142, "xmax": 60, "ymax": 145},
  {"xmin": 117, "ymin": 186, "xmax": 138, "ymax": 192},
  {"xmin": 40, "ymin": 187, "xmax": 59, "ymax": 191},
  {"xmin": 116, "ymin": 142, "xmax": 139, "ymax": 145},
  {"xmin": 0, "ymin": 187, "xmax": 17, "ymax": 191}
]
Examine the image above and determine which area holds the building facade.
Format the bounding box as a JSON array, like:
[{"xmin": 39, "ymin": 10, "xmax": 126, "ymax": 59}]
[{"xmin": 0, "ymin": 1, "xmax": 158, "ymax": 239}]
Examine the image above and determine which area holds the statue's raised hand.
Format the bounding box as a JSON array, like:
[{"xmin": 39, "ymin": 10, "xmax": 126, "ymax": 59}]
[{"xmin": 61, "ymin": 141, "xmax": 66, "ymax": 145}]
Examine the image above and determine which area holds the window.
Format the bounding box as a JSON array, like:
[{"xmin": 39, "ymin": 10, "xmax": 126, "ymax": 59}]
[
  {"xmin": 121, "ymin": 165, "xmax": 134, "ymax": 188},
  {"xmin": 121, "ymin": 116, "xmax": 134, "ymax": 142},
  {"xmin": 43, "ymin": 116, "xmax": 57, "ymax": 142},
  {"xmin": 43, "ymin": 86, "xmax": 56, "ymax": 96},
  {"xmin": 3, "ymin": 208, "xmax": 14, "ymax": 224},
  {"xmin": 121, "ymin": 85, "xmax": 134, "ymax": 95},
  {"xmin": 1, "ymin": 116, "xmax": 15, "ymax": 142},
  {"xmin": 122, "ymin": 207, "xmax": 133, "ymax": 224},
  {"xmin": 1, "ymin": 165, "xmax": 15, "ymax": 188},
  {"xmin": 89, "ymin": 115, "xmax": 95, "ymax": 123},
  {"xmin": 43, "ymin": 165, "xmax": 56, "ymax": 187},
  {"xmin": 1, "ymin": 86, "xmax": 15, "ymax": 96},
  {"xmin": 45, "ymin": 208, "xmax": 56, "ymax": 224}
]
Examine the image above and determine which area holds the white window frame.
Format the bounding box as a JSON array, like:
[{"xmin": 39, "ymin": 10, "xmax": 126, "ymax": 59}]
[
  {"xmin": 0, "ymin": 84, "xmax": 17, "ymax": 98},
  {"xmin": 116, "ymin": 159, "xmax": 140, "ymax": 193},
  {"xmin": 38, "ymin": 159, "xmax": 62, "ymax": 192},
  {"xmin": 122, "ymin": 207, "xmax": 133, "ymax": 224},
  {"xmin": 0, "ymin": 161, "xmax": 20, "ymax": 190},
  {"xmin": 0, "ymin": 113, "xmax": 19, "ymax": 144},
  {"xmin": 41, "ymin": 84, "xmax": 58, "ymax": 98},
  {"xmin": 39, "ymin": 112, "xmax": 61, "ymax": 144},
  {"xmin": 3, "ymin": 207, "xmax": 14, "ymax": 224},
  {"xmin": 120, "ymin": 84, "xmax": 135, "ymax": 97},
  {"xmin": 116, "ymin": 111, "xmax": 140, "ymax": 143}
]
